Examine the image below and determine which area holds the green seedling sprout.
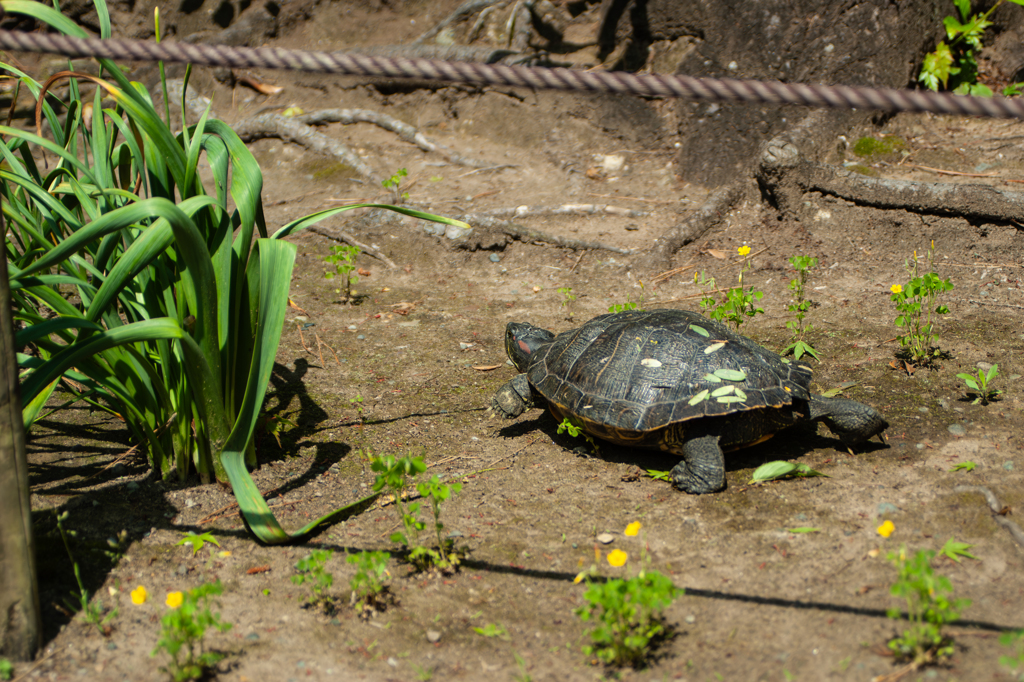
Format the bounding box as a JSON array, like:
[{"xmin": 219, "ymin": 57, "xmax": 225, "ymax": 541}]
[
  {"xmin": 557, "ymin": 417, "xmax": 601, "ymax": 455},
  {"xmin": 176, "ymin": 531, "xmax": 220, "ymax": 557},
  {"xmin": 697, "ymin": 247, "xmax": 764, "ymax": 330},
  {"xmin": 609, "ymin": 281, "xmax": 646, "ymax": 313},
  {"xmin": 1001, "ymin": 629, "xmax": 1024, "ymax": 681},
  {"xmin": 55, "ymin": 511, "xmax": 117, "ymax": 635},
  {"xmin": 782, "ymin": 255, "xmax": 820, "ymax": 360},
  {"xmin": 956, "ymin": 364, "xmax": 1002, "ymax": 405},
  {"xmin": 291, "ymin": 549, "xmax": 336, "ymax": 612},
  {"xmin": 382, "ymin": 167, "xmax": 410, "ymax": 202},
  {"xmin": 322, "ymin": 244, "xmax": 361, "ymax": 301},
  {"xmin": 347, "ymin": 550, "xmax": 393, "ymax": 613},
  {"xmin": 558, "ymin": 286, "xmax": 576, "ymax": 319}
]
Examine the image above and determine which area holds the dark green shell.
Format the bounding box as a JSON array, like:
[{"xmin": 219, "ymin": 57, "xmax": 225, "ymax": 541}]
[{"xmin": 526, "ymin": 309, "xmax": 812, "ymax": 434}]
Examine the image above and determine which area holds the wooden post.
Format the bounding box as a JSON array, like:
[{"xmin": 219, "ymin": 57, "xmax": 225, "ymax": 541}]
[{"xmin": 0, "ymin": 203, "xmax": 41, "ymax": 661}]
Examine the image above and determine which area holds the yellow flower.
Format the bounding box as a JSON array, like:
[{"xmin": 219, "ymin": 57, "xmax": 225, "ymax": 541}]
[
  {"xmin": 890, "ymin": 284, "xmax": 902, "ymax": 294},
  {"xmin": 130, "ymin": 586, "xmax": 148, "ymax": 605},
  {"xmin": 738, "ymin": 245, "xmax": 751, "ymax": 257},
  {"xmin": 607, "ymin": 549, "xmax": 628, "ymax": 567},
  {"xmin": 573, "ymin": 572, "xmax": 586, "ymax": 584},
  {"xmin": 877, "ymin": 520, "xmax": 895, "ymax": 538},
  {"xmin": 165, "ymin": 591, "xmax": 184, "ymax": 609},
  {"xmin": 218, "ymin": 551, "xmax": 232, "ymax": 558},
  {"xmin": 624, "ymin": 522, "xmax": 642, "ymax": 537}
]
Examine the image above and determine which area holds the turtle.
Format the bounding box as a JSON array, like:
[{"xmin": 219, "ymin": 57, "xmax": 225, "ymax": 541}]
[{"xmin": 491, "ymin": 309, "xmax": 888, "ymax": 494}]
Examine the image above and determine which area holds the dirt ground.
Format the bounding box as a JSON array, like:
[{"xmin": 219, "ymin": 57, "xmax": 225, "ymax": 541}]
[{"xmin": 12, "ymin": 2, "xmax": 1024, "ymax": 681}]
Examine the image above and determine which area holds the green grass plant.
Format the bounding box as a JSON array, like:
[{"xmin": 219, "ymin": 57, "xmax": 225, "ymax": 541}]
[
  {"xmin": 1001, "ymin": 630, "xmax": 1024, "ymax": 681},
  {"xmin": 2, "ymin": 0, "xmax": 467, "ymax": 544},
  {"xmin": 55, "ymin": 511, "xmax": 117, "ymax": 634},
  {"xmin": 575, "ymin": 522, "xmax": 682, "ymax": 668},
  {"xmin": 696, "ymin": 247, "xmax": 763, "ymax": 330},
  {"xmin": 371, "ymin": 454, "xmax": 463, "ymax": 571},
  {"xmin": 322, "ymin": 244, "xmax": 360, "ymax": 301},
  {"xmin": 919, "ymin": 0, "xmax": 1024, "ymax": 96},
  {"xmin": 151, "ymin": 581, "xmax": 232, "ymax": 681},
  {"xmin": 781, "ymin": 255, "xmax": 819, "ymax": 360},
  {"xmin": 291, "ymin": 549, "xmax": 336, "ymax": 611},
  {"xmin": 347, "ymin": 550, "xmax": 392, "ymax": 612},
  {"xmin": 890, "ymin": 243, "xmax": 953, "ymax": 366},
  {"xmin": 885, "ymin": 543, "xmax": 970, "ymax": 665},
  {"xmin": 956, "ymin": 364, "xmax": 1002, "ymax": 404}
]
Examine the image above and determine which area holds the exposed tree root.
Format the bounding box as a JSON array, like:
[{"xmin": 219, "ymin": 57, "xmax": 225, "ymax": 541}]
[
  {"xmin": 307, "ymin": 224, "xmax": 398, "ymax": 269},
  {"xmin": 476, "ymin": 204, "xmax": 649, "ymax": 219},
  {"xmin": 294, "ymin": 109, "xmax": 491, "ymax": 168},
  {"xmin": 452, "ymin": 213, "xmax": 633, "ymax": 253},
  {"xmin": 639, "ymin": 183, "xmax": 745, "ymax": 273},
  {"xmin": 758, "ymin": 131, "xmax": 1024, "ymax": 223},
  {"xmin": 412, "ymin": 0, "xmax": 508, "ymax": 45}
]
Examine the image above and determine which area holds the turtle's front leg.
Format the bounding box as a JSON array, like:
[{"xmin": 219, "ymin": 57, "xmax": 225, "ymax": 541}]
[
  {"xmin": 670, "ymin": 434, "xmax": 726, "ymax": 494},
  {"xmin": 491, "ymin": 374, "xmax": 534, "ymax": 418}
]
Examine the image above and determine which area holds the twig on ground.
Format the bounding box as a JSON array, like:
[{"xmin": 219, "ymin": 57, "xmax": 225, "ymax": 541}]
[
  {"xmin": 639, "ymin": 183, "xmax": 744, "ymax": 273},
  {"xmin": 954, "ymin": 485, "xmax": 1024, "ymax": 550},
  {"xmin": 478, "ymin": 204, "xmax": 649, "ymax": 219}
]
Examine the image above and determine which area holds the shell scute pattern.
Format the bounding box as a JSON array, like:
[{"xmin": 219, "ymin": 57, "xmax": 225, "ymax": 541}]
[{"xmin": 527, "ymin": 310, "xmax": 812, "ymax": 433}]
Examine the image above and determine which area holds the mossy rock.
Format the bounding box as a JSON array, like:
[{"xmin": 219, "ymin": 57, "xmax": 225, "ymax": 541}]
[{"xmin": 852, "ymin": 135, "xmax": 907, "ymax": 162}]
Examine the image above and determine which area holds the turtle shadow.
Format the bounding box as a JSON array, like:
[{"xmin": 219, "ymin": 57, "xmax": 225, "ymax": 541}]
[{"xmin": 497, "ymin": 414, "xmax": 888, "ymax": 475}]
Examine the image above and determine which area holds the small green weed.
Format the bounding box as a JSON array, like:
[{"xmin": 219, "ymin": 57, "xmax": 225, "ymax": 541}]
[
  {"xmin": 513, "ymin": 652, "xmax": 532, "ymax": 682},
  {"xmin": 696, "ymin": 247, "xmax": 763, "ymax": 330},
  {"xmin": 749, "ymin": 461, "xmax": 826, "ymax": 484},
  {"xmin": 0, "ymin": 658, "xmax": 12, "ymax": 680},
  {"xmin": 781, "ymin": 255, "xmax": 820, "ymax": 360},
  {"xmin": 558, "ymin": 286, "xmax": 576, "ymax": 319},
  {"xmin": 176, "ymin": 531, "xmax": 220, "ymax": 557},
  {"xmin": 347, "ymin": 550, "xmax": 393, "ymax": 614},
  {"xmin": 1001, "ymin": 629, "xmax": 1024, "ymax": 681},
  {"xmin": 950, "ymin": 461, "xmax": 976, "ymax": 473},
  {"xmin": 322, "ymin": 244, "xmax": 361, "ymax": 301},
  {"xmin": 291, "ymin": 549, "xmax": 336, "ymax": 611},
  {"xmin": 956, "ymin": 364, "xmax": 1002, "ymax": 404},
  {"xmin": 55, "ymin": 511, "xmax": 117, "ymax": 635},
  {"xmin": 151, "ymin": 581, "xmax": 232, "ymax": 682},
  {"xmin": 473, "ymin": 622, "xmax": 510, "ymax": 639},
  {"xmin": 938, "ymin": 537, "xmax": 977, "ymax": 563},
  {"xmin": 918, "ymin": 0, "xmax": 1024, "ymax": 95},
  {"xmin": 382, "ymin": 167, "xmax": 410, "ymax": 202},
  {"xmin": 885, "ymin": 543, "xmax": 970, "ymax": 665},
  {"xmin": 609, "ymin": 281, "xmax": 645, "ymax": 313},
  {"xmin": 371, "ymin": 454, "xmax": 463, "ymax": 572},
  {"xmin": 557, "ymin": 417, "xmax": 600, "ymax": 455},
  {"xmin": 575, "ymin": 522, "xmax": 682, "ymax": 668},
  {"xmin": 890, "ymin": 243, "xmax": 953, "ymax": 365}
]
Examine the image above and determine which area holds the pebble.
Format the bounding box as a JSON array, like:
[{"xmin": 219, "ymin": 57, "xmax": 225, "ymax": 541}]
[
  {"xmin": 596, "ymin": 533, "xmax": 614, "ymax": 544},
  {"xmin": 348, "ymin": 325, "xmax": 357, "ymax": 331},
  {"xmin": 489, "ymin": 253, "xmax": 501, "ymax": 262},
  {"xmin": 426, "ymin": 629, "xmax": 441, "ymax": 643},
  {"xmin": 877, "ymin": 502, "xmax": 898, "ymax": 514},
  {"xmin": 111, "ymin": 463, "xmax": 127, "ymax": 477},
  {"xmin": 356, "ymin": 335, "xmax": 365, "ymax": 340},
  {"xmin": 947, "ymin": 424, "xmax": 966, "ymax": 437},
  {"xmin": 1005, "ymin": 461, "xmax": 1015, "ymax": 471},
  {"xmin": 684, "ymin": 615, "xmax": 696, "ymax": 624},
  {"xmin": 126, "ymin": 481, "xmax": 140, "ymax": 493}
]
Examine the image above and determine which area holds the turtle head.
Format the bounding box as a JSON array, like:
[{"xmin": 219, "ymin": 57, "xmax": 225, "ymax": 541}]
[{"xmin": 504, "ymin": 322, "xmax": 555, "ymax": 372}]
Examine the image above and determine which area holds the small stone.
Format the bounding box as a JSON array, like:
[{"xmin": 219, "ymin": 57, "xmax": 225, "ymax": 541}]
[
  {"xmin": 915, "ymin": 443, "xmax": 925, "ymax": 450},
  {"xmin": 245, "ymin": 633, "xmax": 260, "ymax": 641},
  {"xmin": 596, "ymin": 533, "xmax": 615, "ymax": 544},
  {"xmin": 126, "ymin": 481, "xmax": 140, "ymax": 493},
  {"xmin": 111, "ymin": 463, "xmax": 127, "ymax": 477},
  {"xmin": 877, "ymin": 502, "xmax": 898, "ymax": 515},
  {"xmin": 387, "ymin": 657, "xmax": 398, "ymax": 668},
  {"xmin": 947, "ymin": 424, "xmax": 966, "ymax": 437},
  {"xmin": 917, "ymin": 407, "xmax": 928, "ymax": 413},
  {"xmin": 489, "ymin": 253, "xmax": 501, "ymax": 262},
  {"xmin": 348, "ymin": 325, "xmax": 358, "ymax": 331},
  {"xmin": 426, "ymin": 629, "xmax": 442, "ymax": 643},
  {"xmin": 356, "ymin": 335, "xmax": 365, "ymax": 340},
  {"xmin": 976, "ymin": 361, "xmax": 993, "ymax": 372},
  {"xmin": 684, "ymin": 615, "xmax": 696, "ymax": 624},
  {"xmin": 1005, "ymin": 461, "xmax": 1015, "ymax": 471}
]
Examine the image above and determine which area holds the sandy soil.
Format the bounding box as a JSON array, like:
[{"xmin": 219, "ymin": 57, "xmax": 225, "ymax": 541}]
[{"xmin": 12, "ymin": 2, "xmax": 1024, "ymax": 681}]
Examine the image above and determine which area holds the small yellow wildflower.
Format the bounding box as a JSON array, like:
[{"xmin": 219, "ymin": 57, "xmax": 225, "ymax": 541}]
[
  {"xmin": 877, "ymin": 520, "xmax": 895, "ymax": 538},
  {"xmin": 624, "ymin": 522, "xmax": 642, "ymax": 537},
  {"xmin": 218, "ymin": 551, "xmax": 232, "ymax": 558},
  {"xmin": 573, "ymin": 572, "xmax": 586, "ymax": 584},
  {"xmin": 130, "ymin": 586, "xmax": 148, "ymax": 605},
  {"xmin": 165, "ymin": 591, "xmax": 184, "ymax": 609},
  {"xmin": 607, "ymin": 549, "xmax": 628, "ymax": 567},
  {"xmin": 738, "ymin": 245, "xmax": 751, "ymax": 257},
  {"xmin": 890, "ymin": 284, "xmax": 902, "ymax": 295}
]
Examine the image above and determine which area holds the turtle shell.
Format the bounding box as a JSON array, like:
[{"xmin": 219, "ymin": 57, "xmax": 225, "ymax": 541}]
[{"xmin": 526, "ymin": 309, "xmax": 813, "ymax": 434}]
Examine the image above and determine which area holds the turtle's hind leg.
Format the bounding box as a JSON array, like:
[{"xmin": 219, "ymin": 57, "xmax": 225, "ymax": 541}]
[
  {"xmin": 669, "ymin": 435, "xmax": 726, "ymax": 494},
  {"xmin": 809, "ymin": 395, "xmax": 889, "ymax": 446}
]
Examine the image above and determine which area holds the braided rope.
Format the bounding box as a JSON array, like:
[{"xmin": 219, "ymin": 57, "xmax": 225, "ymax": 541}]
[{"xmin": 3, "ymin": 29, "xmax": 1024, "ymax": 118}]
